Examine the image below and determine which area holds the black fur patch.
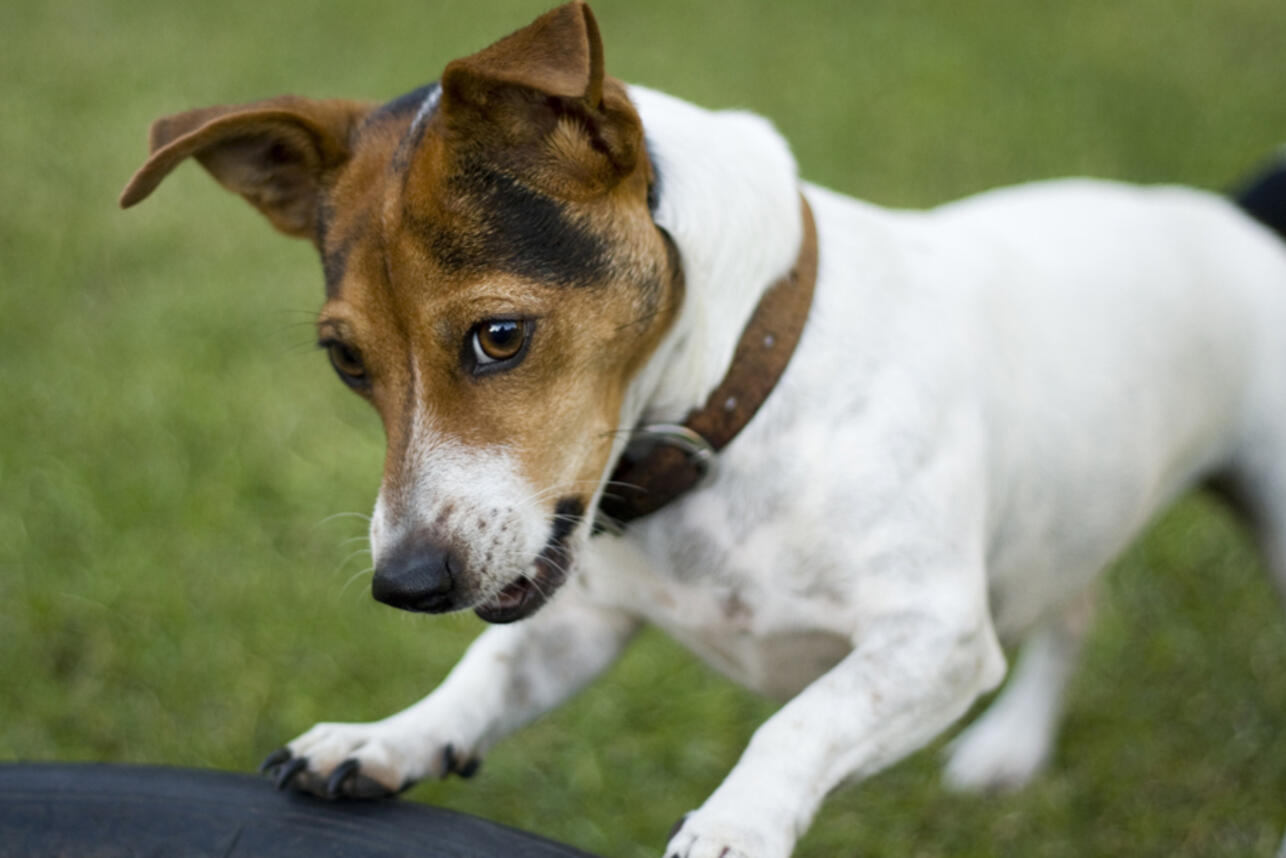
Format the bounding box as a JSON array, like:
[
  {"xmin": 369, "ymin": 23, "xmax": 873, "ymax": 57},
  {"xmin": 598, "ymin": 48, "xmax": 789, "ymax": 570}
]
[
  {"xmin": 550, "ymin": 496, "xmax": 585, "ymax": 543},
  {"xmin": 411, "ymin": 162, "xmax": 610, "ymax": 287},
  {"xmin": 645, "ymin": 136, "xmax": 662, "ymax": 215},
  {"xmin": 1235, "ymin": 156, "xmax": 1286, "ymax": 242},
  {"xmin": 365, "ymin": 83, "xmax": 439, "ymax": 127}
]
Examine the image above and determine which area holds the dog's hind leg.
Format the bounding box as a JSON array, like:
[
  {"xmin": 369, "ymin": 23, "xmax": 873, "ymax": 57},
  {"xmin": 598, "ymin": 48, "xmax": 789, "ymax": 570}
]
[
  {"xmin": 1228, "ymin": 150, "xmax": 1286, "ymax": 595},
  {"xmin": 942, "ymin": 592, "xmax": 1094, "ymax": 792},
  {"xmin": 1213, "ymin": 451, "xmax": 1286, "ymax": 603}
]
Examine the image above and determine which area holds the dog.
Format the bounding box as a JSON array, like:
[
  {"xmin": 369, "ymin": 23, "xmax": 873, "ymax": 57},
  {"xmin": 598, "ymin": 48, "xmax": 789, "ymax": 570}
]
[{"xmin": 119, "ymin": 4, "xmax": 1286, "ymax": 856}]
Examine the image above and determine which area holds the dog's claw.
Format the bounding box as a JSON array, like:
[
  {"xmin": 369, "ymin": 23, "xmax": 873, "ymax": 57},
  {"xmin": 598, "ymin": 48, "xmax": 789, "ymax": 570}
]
[
  {"xmin": 275, "ymin": 756, "xmax": 308, "ymax": 791},
  {"xmin": 258, "ymin": 747, "xmax": 291, "ymax": 774},
  {"xmin": 326, "ymin": 758, "xmax": 360, "ymax": 799},
  {"xmin": 441, "ymin": 743, "xmax": 457, "ymax": 777},
  {"xmin": 439, "ymin": 743, "xmax": 480, "ymax": 779}
]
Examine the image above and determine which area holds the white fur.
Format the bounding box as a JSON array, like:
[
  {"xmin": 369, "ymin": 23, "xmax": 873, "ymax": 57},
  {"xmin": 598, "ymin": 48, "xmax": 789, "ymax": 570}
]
[
  {"xmin": 370, "ymin": 402, "xmax": 550, "ymax": 606},
  {"xmin": 407, "ymin": 83, "xmax": 441, "ymax": 143},
  {"xmin": 617, "ymin": 86, "xmax": 803, "ymax": 427},
  {"xmin": 287, "ymin": 85, "xmax": 1286, "ymax": 857}
]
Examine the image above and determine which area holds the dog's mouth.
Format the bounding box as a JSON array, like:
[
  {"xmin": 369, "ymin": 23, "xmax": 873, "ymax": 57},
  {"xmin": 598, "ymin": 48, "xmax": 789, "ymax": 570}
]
[{"xmin": 474, "ymin": 497, "xmax": 584, "ymax": 625}]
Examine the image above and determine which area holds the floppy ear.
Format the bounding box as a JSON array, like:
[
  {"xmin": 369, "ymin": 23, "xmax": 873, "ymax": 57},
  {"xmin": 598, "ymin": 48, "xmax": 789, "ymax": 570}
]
[
  {"xmin": 440, "ymin": 1, "xmax": 643, "ymax": 194},
  {"xmin": 119, "ymin": 96, "xmax": 373, "ymax": 240}
]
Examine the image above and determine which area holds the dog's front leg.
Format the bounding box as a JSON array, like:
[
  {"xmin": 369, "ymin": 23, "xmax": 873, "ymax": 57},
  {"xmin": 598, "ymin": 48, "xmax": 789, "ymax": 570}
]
[
  {"xmin": 666, "ymin": 602, "xmax": 1006, "ymax": 858},
  {"xmin": 265, "ymin": 593, "xmax": 640, "ymax": 799}
]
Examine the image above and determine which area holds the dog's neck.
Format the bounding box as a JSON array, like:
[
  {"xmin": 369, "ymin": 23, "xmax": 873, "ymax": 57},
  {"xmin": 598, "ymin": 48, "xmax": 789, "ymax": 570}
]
[{"xmin": 624, "ymin": 85, "xmax": 804, "ymax": 426}]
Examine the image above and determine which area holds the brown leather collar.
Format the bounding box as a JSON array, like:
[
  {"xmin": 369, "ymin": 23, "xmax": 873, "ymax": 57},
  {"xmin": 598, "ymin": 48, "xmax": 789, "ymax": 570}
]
[{"xmin": 596, "ymin": 194, "xmax": 818, "ymax": 528}]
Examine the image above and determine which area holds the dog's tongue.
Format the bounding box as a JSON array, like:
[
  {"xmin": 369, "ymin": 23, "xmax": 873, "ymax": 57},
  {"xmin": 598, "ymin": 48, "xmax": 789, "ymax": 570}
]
[{"xmin": 474, "ymin": 577, "xmax": 533, "ymax": 624}]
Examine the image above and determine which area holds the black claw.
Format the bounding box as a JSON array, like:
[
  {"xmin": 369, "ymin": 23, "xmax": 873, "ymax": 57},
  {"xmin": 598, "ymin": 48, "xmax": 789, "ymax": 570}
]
[
  {"xmin": 441, "ymin": 744, "xmax": 457, "ymax": 776},
  {"xmin": 259, "ymin": 747, "xmax": 291, "ymax": 774},
  {"xmin": 456, "ymin": 757, "xmax": 481, "ymax": 779},
  {"xmin": 275, "ymin": 756, "xmax": 309, "ymax": 791},
  {"xmin": 326, "ymin": 758, "xmax": 360, "ymax": 799}
]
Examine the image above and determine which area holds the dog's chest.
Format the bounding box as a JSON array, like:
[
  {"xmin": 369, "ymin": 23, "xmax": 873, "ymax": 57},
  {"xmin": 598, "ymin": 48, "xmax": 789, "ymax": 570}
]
[
  {"xmin": 584, "ymin": 508, "xmax": 858, "ymax": 699},
  {"xmin": 655, "ymin": 602, "xmax": 854, "ymax": 700}
]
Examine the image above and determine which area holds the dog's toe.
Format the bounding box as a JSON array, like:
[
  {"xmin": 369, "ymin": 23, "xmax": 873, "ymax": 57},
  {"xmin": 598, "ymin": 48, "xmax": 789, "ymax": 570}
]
[
  {"xmin": 263, "ymin": 720, "xmax": 478, "ymax": 800},
  {"xmin": 259, "ymin": 749, "xmax": 402, "ymax": 800},
  {"xmin": 325, "ymin": 758, "xmax": 360, "ymax": 799},
  {"xmin": 323, "ymin": 759, "xmax": 401, "ymax": 799},
  {"xmin": 663, "ymin": 811, "xmax": 784, "ymax": 858},
  {"xmin": 273, "ymin": 756, "xmax": 309, "ymax": 791}
]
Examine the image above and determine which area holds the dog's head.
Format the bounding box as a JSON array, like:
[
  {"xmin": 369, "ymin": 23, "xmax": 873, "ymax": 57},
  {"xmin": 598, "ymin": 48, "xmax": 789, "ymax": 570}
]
[{"xmin": 121, "ymin": 3, "xmax": 681, "ymax": 623}]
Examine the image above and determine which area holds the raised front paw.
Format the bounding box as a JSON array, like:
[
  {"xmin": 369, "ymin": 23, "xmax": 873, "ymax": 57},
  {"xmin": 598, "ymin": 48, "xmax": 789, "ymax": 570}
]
[
  {"xmin": 259, "ymin": 720, "xmax": 482, "ymax": 800},
  {"xmin": 664, "ymin": 811, "xmax": 791, "ymax": 858}
]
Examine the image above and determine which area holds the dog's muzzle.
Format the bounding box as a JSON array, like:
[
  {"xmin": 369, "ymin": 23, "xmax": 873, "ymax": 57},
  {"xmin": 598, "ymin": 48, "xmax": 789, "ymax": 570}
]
[
  {"xmin": 371, "ymin": 496, "xmax": 586, "ymax": 624},
  {"xmin": 472, "ymin": 496, "xmax": 585, "ymax": 625}
]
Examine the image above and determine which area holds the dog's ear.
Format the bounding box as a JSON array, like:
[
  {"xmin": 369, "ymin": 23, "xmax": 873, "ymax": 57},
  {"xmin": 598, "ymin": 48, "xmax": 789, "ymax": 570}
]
[
  {"xmin": 439, "ymin": 2, "xmax": 643, "ymax": 195},
  {"xmin": 119, "ymin": 96, "xmax": 373, "ymax": 240}
]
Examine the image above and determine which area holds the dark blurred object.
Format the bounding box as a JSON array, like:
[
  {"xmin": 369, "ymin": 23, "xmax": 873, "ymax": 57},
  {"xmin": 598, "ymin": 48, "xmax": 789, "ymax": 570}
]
[
  {"xmin": 1235, "ymin": 151, "xmax": 1286, "ymax": 240},
  {"xmin": 0, "ymin": 762, "xmax": 599, "ymax": 858}
]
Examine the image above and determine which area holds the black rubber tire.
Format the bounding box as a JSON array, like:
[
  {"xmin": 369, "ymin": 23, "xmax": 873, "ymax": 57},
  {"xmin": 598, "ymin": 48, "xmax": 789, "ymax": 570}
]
[{"xmin": 0, "ymin": 762, "xmax": 600, "ymax": 858}]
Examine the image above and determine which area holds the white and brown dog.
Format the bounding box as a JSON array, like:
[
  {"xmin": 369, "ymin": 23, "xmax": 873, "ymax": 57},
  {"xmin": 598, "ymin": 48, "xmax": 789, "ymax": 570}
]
[{"xmin": 120, "ymin": 4, "xmax": 1286, "ymax": 856}]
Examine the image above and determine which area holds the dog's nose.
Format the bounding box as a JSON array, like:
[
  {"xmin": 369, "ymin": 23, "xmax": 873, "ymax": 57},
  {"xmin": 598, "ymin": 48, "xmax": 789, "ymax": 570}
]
[{"xmin": 371, "ymin": 536, "xmax": 459, "ymax": 613}]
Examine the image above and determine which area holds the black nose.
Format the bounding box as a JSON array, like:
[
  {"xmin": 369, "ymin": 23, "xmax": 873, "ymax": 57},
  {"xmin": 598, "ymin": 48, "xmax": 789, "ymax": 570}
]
[{"xmin": 371, "ymin": 536, "xmax": 459, "ymax": 613}]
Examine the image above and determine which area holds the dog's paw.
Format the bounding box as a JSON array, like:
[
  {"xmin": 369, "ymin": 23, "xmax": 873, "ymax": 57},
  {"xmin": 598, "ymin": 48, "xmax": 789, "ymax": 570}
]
[
  {"xmin": 663, "ymin": 810, "xmax": 790, "ymax": 858},
  {"xmin": 259, "ymin": 720, "xmax": 481, "ymax": 800},
  {"xmin": 941, "ymin": 710, "xmax": 1049, "ymax": 793}
]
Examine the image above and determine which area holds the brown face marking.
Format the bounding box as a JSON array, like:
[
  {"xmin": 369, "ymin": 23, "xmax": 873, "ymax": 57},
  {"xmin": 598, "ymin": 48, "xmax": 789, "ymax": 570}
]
[{"xmin": 314, "ymin": 74, "xmax": 679, "ymax": 522}]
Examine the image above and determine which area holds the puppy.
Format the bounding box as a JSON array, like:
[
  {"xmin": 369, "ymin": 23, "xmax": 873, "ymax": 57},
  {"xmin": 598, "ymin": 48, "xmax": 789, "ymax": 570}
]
[{"xmin": 120, "ymin": 4, "xmax": 1286, "ymax": 856}]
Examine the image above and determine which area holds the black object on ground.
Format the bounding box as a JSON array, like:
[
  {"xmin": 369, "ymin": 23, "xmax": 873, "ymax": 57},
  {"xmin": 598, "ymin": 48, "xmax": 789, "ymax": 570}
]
[{"xmin": 0, "ymin": 762, "xmax": 600, "ymax": 857}]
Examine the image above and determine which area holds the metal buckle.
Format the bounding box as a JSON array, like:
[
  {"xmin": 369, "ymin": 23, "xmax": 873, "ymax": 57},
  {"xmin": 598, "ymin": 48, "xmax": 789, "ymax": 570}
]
[{"xmin": 625, "ymin": 423, "xmax": 716, "ymax": 479}]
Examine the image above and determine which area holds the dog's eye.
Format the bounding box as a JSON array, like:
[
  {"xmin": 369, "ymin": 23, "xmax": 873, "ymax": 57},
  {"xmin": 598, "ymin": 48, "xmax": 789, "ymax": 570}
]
[
  {"xmin": 323, "ymin": 340, "xmax": 367, "ymax": 388},
  {"xmin": 470, "ymin": 319, "xmax": 531, "ymax": 371}
]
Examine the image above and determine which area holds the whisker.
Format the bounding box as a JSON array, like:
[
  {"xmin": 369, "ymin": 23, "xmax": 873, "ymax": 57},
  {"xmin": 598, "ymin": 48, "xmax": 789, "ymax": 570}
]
[
  {"xmin": 314, "ymin": 511, "xmax": 373, "ymax": 529},
  {"xmin": 339, "ymin": 565, "xmax": 375, "ymax": 596},
  {"xmin": 333, "ymin": 547, "xmax": 373, "ymax": 573},
  {"xmin": 277, "ymin": 319, "xmax": 323, "ymax": 332}
]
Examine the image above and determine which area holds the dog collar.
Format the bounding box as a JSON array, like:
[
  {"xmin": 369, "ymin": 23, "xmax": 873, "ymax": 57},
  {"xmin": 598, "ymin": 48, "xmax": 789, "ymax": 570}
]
[{"xmin": 597, "ymin": 194, "xmax": 819, "ymax": 527}]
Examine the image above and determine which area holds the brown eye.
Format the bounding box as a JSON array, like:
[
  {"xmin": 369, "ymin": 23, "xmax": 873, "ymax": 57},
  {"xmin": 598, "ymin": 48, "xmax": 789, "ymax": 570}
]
[
  {"xmin": 324, "ymin": 340, "xmax": 367, "ymax": 387},
  {"xmin": 472, "ymin": 319, "xmax": 529, "ymax": 366}
]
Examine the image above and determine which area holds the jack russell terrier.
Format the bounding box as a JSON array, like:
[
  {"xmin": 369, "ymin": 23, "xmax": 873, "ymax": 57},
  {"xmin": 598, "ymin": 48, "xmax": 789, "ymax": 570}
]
[{"xmin": 120, "ymin": 4, "xmax": 1286, "ymax": 856}]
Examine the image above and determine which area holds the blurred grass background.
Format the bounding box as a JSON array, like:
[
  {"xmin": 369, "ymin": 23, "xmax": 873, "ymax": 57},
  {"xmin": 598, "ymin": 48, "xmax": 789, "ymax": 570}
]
[{"xmin": 3, "ymin": 0, "xmax": 1286, "ymax": 855}]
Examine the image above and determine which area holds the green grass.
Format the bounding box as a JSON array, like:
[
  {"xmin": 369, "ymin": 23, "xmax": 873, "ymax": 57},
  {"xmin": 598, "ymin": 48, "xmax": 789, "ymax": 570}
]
[{"xmin": 4, "ymin": 0, "xmax": 1286, "ymax": 855}]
